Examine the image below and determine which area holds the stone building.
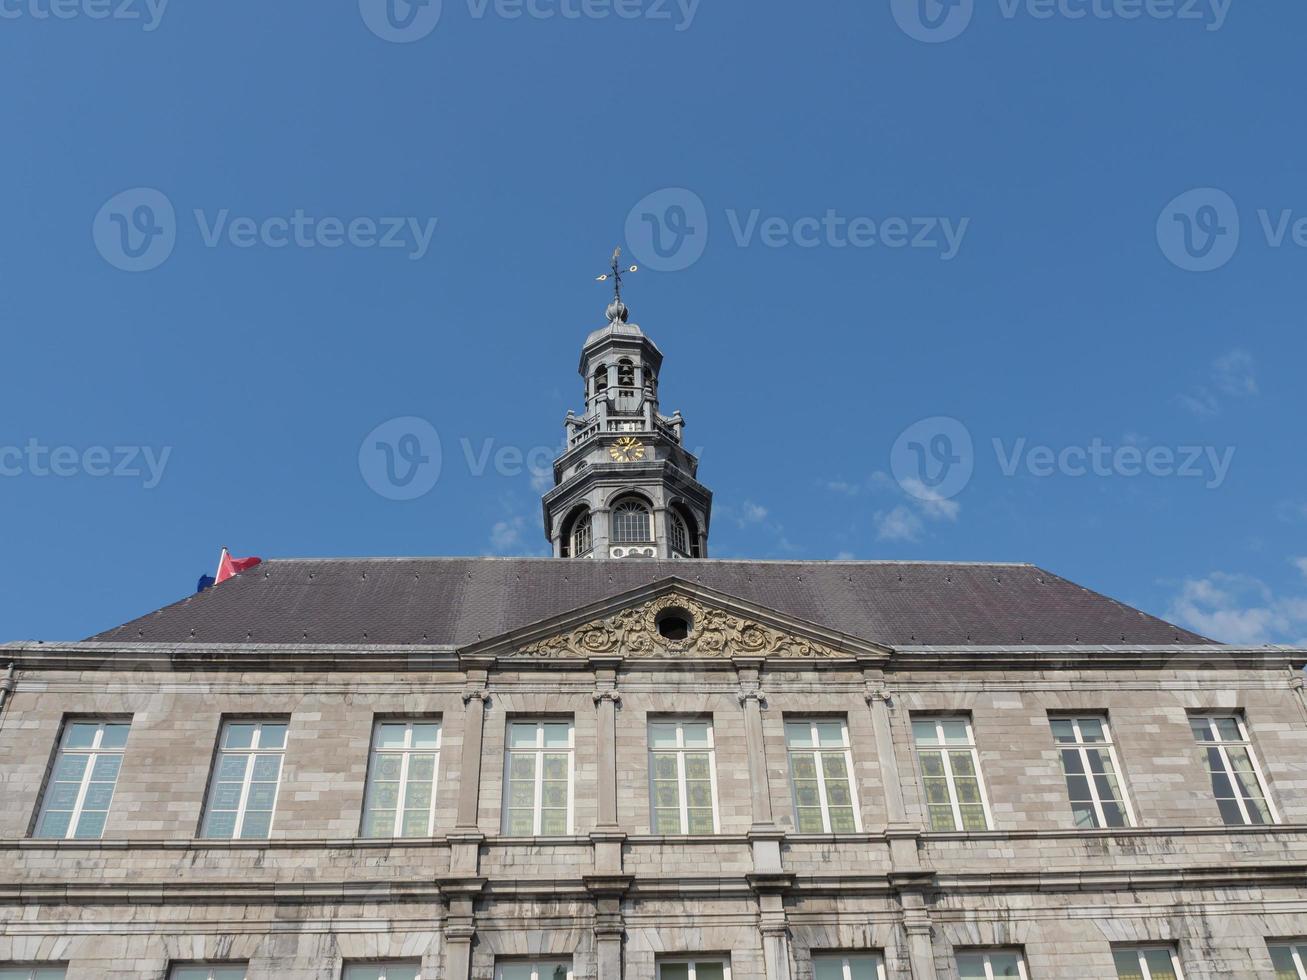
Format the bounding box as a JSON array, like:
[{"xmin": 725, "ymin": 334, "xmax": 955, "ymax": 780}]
[{"xmin": 2, "ymin": 297, "xmax": 1306, "ymax": 980}]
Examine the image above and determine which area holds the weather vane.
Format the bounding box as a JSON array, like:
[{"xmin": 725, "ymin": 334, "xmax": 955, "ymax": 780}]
[{"xmin": 596, "ymin": 246, "xmax": 638, "ymax": 304}]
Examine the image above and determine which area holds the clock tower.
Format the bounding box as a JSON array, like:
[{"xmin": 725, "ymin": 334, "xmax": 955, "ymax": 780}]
[{"xmin": 542, "ymin": 253, "xmax": 712, "ymax": 559}]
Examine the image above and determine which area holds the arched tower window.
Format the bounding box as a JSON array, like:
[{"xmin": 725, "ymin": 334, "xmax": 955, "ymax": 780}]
[
  {"xmin": 560, "ymin": 508, "xmax": 592, "ymax": 558},
  {"xmin": 643, "ymin": 365, "xmax": 657, "ymax": 394},
  {"xmin": 669, "ymin": 505, "xmax": 701, "ymax": 558},
  {"xmin": 593, "ymin": 365, "xmax": 608, "ymax": 395},
  {"xmin": 617, "ymin": 359, "xmax": 635, "ymax": 387},
  {"xmin": 611, "ymin": 498, "xmax": 652, "ymax": 543}
]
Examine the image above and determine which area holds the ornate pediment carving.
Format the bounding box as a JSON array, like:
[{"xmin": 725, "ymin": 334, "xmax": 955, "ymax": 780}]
[{"xmin": 514, "ymin": 593, "xmax": 846, "ymax": 660}]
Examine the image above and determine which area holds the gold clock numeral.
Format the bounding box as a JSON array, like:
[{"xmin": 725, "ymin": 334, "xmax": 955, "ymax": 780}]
[{"xmin": 609, "ymin": 436, "xmax": 646, "ymax": 462}]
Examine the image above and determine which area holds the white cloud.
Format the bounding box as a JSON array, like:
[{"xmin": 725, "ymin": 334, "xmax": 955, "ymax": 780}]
[
  {"xmin": 489, "ymin": 516, "xmax": 527, "ymax": 554},
  {"xmin": 1214, "ymin": 348, "xmax": 1259, "ymax": 396},
  {"xmin": 529, "ymin": 467, "xmax": 552, "ymax": 494},
  {"xmin": 835, "ymin": 551, "xmax": 856, "ymax": 560},
  {"xmin": 899, "ymin": 478, "xmax": 961, "ymax": 522},
  {"xmin": 1166, "ymin": 559, "xmax": 1307, "ymax": 645},
  {"xmin": 1178, "ymin": 349, "xmax": 1259, "ymax": 417},
  {"xmin": 740, "ymin": 501, "xmax": 768, "ymax": 524},
  {"xmin": 875, "ymin": 505, "xmax": 924, "ymax": 542}
]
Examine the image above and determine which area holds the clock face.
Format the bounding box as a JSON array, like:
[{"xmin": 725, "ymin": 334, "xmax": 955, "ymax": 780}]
[{"xmin": 609, "ymin": 436, "xmax": 646, "ymax": 463}]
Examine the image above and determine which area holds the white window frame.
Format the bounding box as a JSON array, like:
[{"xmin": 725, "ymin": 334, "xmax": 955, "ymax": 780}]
[
  {"xmin": 1189, "ymin": 713, "xmax": 1279, "ymax": 825},
  {"xmin": 648, "ymin": 718, "xmax": 720, "ymax": 835},
  {"xmin": 35, "ymin": 719, "xmax": 130, "ymax": 840},
  {"xmin": 0, "ymin": 967, "xmax": 68, "ymax": 980},
  {"xmin": 656, "ymin": 959, "xmax": 732, "ymax": 980},
  {"xmin": 200, "ymin": 720, "xmax": 288, "ymax": 840},
  {"xmin": 811, "ymin": 952, "xmax": 887, "ymax": 980},
  {"xmin": 492, "ymin": 961, "xmax": 573, "ymax": 980},
  {"xmin": 502, "ymin": 720, "xmax": 575, "ymax": 836},
  {"xmin": 612, "ymin": 499, "xmax": 653, "ymax": 543},
  {"xmin": 166, "ymin": 965, "xmax": 249, "ymax": 980},
  {"xmin": 912, "ymin": 715, "xmax": 993, "ymax": 832},
  {"xmin": 955, "ymin": 949, "xmax": 1029, "ymax": 980},
  {"xmin": 785, "ymin": 718, "xmax": 862, "ymax": 834},
  {"xmin": 1049, "ymin": 715, "xmax": 1136, "ymax": 829},
  {"xmin": 1269, "ymin": 941, "xmax": 1307, "ymax": 979},
  {"xmin": 361, "ymin": 720, "xmax": 442, "ymax": 838},
  {"xmin": 1113, "ymin": 945, "xmax": 1186, "ymax": 980},
  {"xmin": 343, "ymin": 962, "xmax": 423, "ymax": 980}
]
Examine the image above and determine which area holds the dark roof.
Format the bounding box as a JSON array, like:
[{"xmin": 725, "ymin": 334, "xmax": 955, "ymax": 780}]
[{"xmin": 87, "ymin": 558, "xmax": 1211, "ymax": 648}]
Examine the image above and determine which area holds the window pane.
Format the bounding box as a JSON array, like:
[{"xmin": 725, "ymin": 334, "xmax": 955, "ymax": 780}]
[
  {"xmin": 543, "ymin": 723, "xmax": 570, "ymax": 748},
  {"xmin": 1050, "ymin": 718, "xmax": 1076, "ymax": 743},
  {"xmin": 258, "ymin": 724, "xmax": 287, "ymax": 749},
  {"xmin": 694, "ymin": 964, "xmax": 725, "ymax": 980},
  {"xmin": 911, "ymin": 720, "xmax": 939, "ymax": 744},
  {"xmin": 989, "ymin": 953, "xmax": 1023, "ymax": 978},
  {"xmin": 100, "ymin": 724, "xmax": 131, "ymax": 749},
  {"xmin": 412, "ymin": 724, "xmax": 440, "ymax": 748},
  {"xmin": 956, "ymin": 955, "xmax": 986, "ymax": 980},
  {"xmin": 658, "ymin": 967, "xmax": 690, "ymax": 980},
  {"xmin": 815, "ymin": 721, "xmax": 844, "ymax": 747},
  {"xmin": 1113, "ymin": 950, "xmax": 1145, "ymax": 980},
  {"xmin": 65, "ymin": 723, "xmax": 98, "ymax": 749},
  {"xmin": 846, "ymin": 956, "xmax": 882, "ymax": 980},
  {"xmin": 223, "ymin": 724, "xmax": 255, "ymax": 749},
  {"xmin": 649, "ymin": 724, "xmax": 679, "ymax": 748},
  {"xmin": 1268, "ymin": 945, "xmax": 1302, "ymax": 980},
  {"xmin": 812, "ymin": 960, "xmax": 845, "ymax": 980},
  {"xmin": 509, "ymin": 724, "xmax": 539, "ymax": 748},
  {"xmin": 1079, "ymin": 718, "xmax": 1105, "ymax": 741},
  {"xmin": 1141, "ymin": 949, "xmax": 1178, "ymax": 980},
  {"xmin": 377, "ymin": 724, "xmax": 408, "ymax": 748},
  {"xmin": 785, "ymin": 722, "xmax": 814, "ymax": 747},
  {"xmin": 682, "ymin": 723, "xmax": 711, "ymax": 748}
]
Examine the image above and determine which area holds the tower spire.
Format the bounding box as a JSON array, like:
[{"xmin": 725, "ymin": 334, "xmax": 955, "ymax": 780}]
[
  {"xmin": 595, "ymin": 246, "xmax": 638, "ymax": 323},
  {"xmin": 541, "ymin": 256, "xmax": 713, "ymax": 560}
]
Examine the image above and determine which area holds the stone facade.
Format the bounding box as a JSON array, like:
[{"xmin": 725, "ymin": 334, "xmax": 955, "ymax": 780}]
[{"xmin": 2, "ymin": 585, "xmax": 1306, "ymax": 979}]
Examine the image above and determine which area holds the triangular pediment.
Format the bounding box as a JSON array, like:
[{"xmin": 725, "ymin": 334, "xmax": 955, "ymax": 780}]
[{"xmin": 461, "ymin": 577, "xmax": 890, "ymax": 662}]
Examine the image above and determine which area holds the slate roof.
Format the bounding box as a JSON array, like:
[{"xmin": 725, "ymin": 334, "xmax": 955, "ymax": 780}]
[{"xmin": 87, "ymin": 558, "xmax": 1212, "ymax": 648}]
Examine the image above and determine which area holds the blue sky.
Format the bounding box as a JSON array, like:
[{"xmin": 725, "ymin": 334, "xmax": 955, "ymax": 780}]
[{"xmin": 2, "ymin": 0, "xmax": 1304, "ymax": 645}]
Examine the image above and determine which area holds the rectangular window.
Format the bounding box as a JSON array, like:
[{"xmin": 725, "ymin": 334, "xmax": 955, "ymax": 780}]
[
  {"xmin": 200, "ymin": 720, "xmax": 288, "ymax": 840},
  {"xmin": 168, "ymin": 966, "xmax": 248, "ymax": 980},
  {"xmin": 1113, "ymin": 946, "xmax": 1184, "ymax": 980},
  {"xmin": 1049, "ymin": 715, "xmax": 1134, "ymax": 828},
  {"xmin": 503, "ymin": 720, "xmax": 574, "ymax": 836},
  {"xmin": 956, "ymin": 950, "xmax": 1028, "ymax": 979},
  {"xmin": 785, "ymin": 718, "xmax": 859, "ymax": 833},
  {"xmin": 657, "ymin": 959, "xmax": 730, "ymax": 980},
  {"xmin": 1189, "ymin": 714, "xmax": 1277, "ymax": 825},
  {"xmin": 649, "ymin": 718, "xmax": 719, "ymax": 835},
  {"xmin": 343, "ymin": 962, "xmax": 422, "ymax": 980},
  {"xmin": 361, "ymin": 720, "xmax": 442, "ymax": 838},
  {"xmin": 1270, "ymin": 942, "xmax": 1307, "ymax": 980},
  {"xmin": 812, "ymin": 953, "xmax": 886, "ymax": 980},
  {"xmin": 912, "ymin": 716, "xmax": 990, "ymax": 832},
  {"xmin": 494, "ymin": 962, "xmax": 572, "ymax": 980},
  {"xmin": 0, "ymin": 968, "xmax": 66, "ymax": 980},
  {"xmin": 34, "ymin": 720, "xmax": 130, "ymax": 839}
]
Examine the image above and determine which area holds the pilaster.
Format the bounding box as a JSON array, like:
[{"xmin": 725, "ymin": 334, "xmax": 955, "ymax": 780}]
[{"xmin": 736, "ymin": 657, "xmax": 784, "ymax": 875}]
